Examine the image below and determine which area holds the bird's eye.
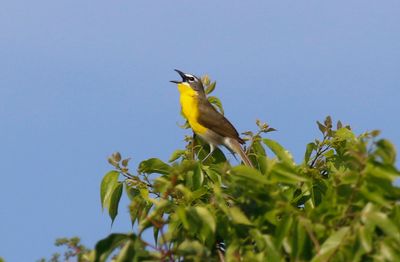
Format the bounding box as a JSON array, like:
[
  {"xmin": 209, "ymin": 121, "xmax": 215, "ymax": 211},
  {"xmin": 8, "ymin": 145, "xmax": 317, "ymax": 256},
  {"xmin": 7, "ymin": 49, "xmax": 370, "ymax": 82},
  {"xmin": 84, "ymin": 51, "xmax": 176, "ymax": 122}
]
[{"xmin": 187, "ymin": 77, "xmax": 195, "ymax": 81}]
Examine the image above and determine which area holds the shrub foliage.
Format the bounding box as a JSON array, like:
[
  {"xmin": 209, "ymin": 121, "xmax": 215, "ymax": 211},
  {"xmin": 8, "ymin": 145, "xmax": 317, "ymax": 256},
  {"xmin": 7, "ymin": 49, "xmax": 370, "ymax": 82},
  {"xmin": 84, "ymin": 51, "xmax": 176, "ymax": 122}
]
[{"xmin": 44, "ymin": 78, "xmax": 400, "ymax": 262}]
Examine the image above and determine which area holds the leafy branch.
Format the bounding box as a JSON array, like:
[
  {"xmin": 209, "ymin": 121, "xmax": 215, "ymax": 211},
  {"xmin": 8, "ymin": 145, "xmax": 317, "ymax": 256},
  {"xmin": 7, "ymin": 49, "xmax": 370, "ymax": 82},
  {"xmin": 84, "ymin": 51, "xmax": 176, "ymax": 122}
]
[{"xmin": 41, "ymin": 76, "xmax": 400, "ymax": 262}]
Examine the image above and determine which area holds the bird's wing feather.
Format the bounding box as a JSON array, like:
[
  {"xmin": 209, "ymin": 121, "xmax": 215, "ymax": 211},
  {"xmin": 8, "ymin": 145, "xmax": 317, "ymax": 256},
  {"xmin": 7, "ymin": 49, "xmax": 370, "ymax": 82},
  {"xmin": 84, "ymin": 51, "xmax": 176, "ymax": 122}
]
[{"xmin": 197, "ymin": 99, "xmax": 244, "ymax": 144}]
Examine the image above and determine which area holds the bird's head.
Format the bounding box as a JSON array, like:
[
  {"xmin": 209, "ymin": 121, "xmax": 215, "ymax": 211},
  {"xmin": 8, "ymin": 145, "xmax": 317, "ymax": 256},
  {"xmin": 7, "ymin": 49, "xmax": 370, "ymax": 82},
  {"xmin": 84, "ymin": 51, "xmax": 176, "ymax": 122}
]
[{"xmin": 171, "ymin": 69, "xmax": 204, "ymax": 95}]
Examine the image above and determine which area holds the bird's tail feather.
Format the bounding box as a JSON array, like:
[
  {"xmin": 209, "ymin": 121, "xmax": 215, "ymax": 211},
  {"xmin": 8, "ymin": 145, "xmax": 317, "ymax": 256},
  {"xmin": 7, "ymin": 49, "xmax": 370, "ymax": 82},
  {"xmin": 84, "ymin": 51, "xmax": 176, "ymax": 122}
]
[{"xmin": 225, "ymin": 138, "xmax": 254, "ymax": 168}]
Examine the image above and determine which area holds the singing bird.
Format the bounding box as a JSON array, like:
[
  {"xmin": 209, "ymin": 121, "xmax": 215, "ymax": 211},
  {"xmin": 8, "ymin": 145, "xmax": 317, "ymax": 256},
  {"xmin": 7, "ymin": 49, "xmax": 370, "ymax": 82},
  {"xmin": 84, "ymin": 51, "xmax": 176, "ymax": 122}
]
[{"xmin": 171, "ymin": 69, "xmax": 253, "ymax": 167}]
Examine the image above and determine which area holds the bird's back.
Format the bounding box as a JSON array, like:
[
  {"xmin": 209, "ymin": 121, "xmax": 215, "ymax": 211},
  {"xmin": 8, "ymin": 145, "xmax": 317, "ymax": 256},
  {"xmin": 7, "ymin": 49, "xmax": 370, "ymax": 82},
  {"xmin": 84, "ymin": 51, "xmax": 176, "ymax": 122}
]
[{"xmin": 197, "ymin": 99, "xmax": 244, "ymax": 144}]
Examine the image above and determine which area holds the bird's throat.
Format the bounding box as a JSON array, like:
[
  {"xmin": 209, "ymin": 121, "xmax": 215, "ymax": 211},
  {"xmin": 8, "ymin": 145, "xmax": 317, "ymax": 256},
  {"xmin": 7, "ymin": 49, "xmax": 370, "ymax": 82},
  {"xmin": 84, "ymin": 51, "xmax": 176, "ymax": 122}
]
[{"xmin": 177, "ymin": 83, "xmax": 207, "ymax": 135}]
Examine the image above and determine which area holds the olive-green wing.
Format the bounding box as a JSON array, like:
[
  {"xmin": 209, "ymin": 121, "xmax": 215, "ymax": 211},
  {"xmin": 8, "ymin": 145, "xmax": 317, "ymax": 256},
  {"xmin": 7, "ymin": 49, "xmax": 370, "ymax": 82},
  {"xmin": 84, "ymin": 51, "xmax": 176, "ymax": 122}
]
[{"xmin": 197, "ymin": 100, "xmax": 244, "ymax": 144}]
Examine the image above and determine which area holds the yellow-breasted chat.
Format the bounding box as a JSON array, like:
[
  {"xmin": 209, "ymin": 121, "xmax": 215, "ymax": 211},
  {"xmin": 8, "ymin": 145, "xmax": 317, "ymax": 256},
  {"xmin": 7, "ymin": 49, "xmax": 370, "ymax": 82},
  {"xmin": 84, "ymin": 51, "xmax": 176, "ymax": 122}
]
[{"xmin": 171, "ymin": 69, "xmax": 253, "ymax": 167}]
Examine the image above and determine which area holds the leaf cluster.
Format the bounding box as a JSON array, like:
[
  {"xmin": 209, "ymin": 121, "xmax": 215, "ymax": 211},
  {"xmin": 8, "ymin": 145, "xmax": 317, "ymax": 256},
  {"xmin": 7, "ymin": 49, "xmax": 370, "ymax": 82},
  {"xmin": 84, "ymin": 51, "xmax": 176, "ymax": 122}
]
[
  {"xmin": 38, "ymin": 237, "xmax": 91, "ymax": 262},
  {"xmin": 97, "ymin": 115, "xmax": 400, "ymax": 262},
  {"xmin": 40, "ymin": 79, "xmax": 400, "ymax": 262}
]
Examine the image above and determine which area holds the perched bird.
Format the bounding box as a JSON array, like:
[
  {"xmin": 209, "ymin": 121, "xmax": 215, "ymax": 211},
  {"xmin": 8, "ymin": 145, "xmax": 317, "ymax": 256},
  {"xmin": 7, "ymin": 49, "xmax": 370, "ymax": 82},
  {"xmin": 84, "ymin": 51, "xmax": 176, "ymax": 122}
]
[{"xmin": 171, "ymin": 69, "xmax": 253, "ymax": 167}]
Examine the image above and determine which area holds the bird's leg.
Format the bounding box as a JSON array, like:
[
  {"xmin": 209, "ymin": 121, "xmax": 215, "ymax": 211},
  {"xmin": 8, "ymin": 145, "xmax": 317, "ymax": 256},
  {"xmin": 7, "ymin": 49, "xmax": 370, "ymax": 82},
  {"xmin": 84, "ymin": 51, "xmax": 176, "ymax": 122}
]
[{"xmin": 202, "ymin": 143, "xmax": 215, "ymax": 163}]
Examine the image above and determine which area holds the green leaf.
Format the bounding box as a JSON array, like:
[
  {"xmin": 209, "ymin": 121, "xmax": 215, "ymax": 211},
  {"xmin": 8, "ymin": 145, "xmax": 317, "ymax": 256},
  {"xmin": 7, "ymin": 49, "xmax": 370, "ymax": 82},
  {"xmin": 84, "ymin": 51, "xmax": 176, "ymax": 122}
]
[
  {"xmin": 191, "ymin": 187, "xmax": 208, "ymax": 201},
  {"xmin": 323, "ymin": 149, "xmax": 334, "ymax": 158},
  {"xmin": 271, "ymin": 163, "xmax": 308, "ymax": 184},
  {"xmin": 115, "ymin": 240, "xmax": 135, "ymax": 262},
  {"xmin": 275, "ymin": 215, "xmax": 293, "ymax": 249},
  {"xmin": 255, "ymin": 154, "xmax": 268, "ymax": 175},
  {"xmin": 195, "ymin": 206, "xmax": 216, "ymax": 233},
  {"xmin": 204, "ymin": 167, "xmax": 222, "ymax": 184},
  {"xmin": 192, "ymin": 163, "xmax": 204, "ymax": 190},
  {"xmin": 341, "ymin": 171, "xmax": 359, "ymax": 184},
  {"xmin": 153, "ymin": 226, "xmax": 159, "ymax": 244},
  {"xmin": 177, "ymin": 206, "xmax": 190, "ymax": 230},
  {"xmin": 169, "ymin": 149, "xmax": 186, "ymax": 162},
  {"xmin": 94, "ymin": 233, "xmax": 131, "ymax": 262},
  {"xmin": 335, "ymin": 127, "xmax": 356, "ymax": 141},
  {"xmin": 311, "ymin": 227, "xmax": 349, "ymax": 262},
  {"xmin": 109, "ymin": 182, "xmax": 123, "ymax": 224},
  {"xmin": 378, "ymin": 239, "xmax": 400, "ymax": 261},
  {"xmin": 364, "ymin": 210, "xmax": 400, "ymax": 242},
  {"xmin": 249, "ymin": 229, "xmax": 266, "ymax": 251},
  {"xmin": 324, "ymin": 116, "xmax": 332, "ymax": 129},
  {"xmin": 291, "ymin": 219, "xmax": 307, "ymax": 260},
  {"xmin": 207, "ymin": 96, "xmax": 224, "ymax": 115},
  {"xmin": 177, "ymin": 240, "xmax": 205, "ymax": 256},
  {"xmin": 265, "ymin": 235, "xmax": 282, "ymax": 262},
  {"xmin": 304, "ymin": 142, "xmax": 316, "ymax": 164},
  {"xmin": 311, "ymin": 179, "xmax": 327, "ymax": 207},
  {"xmin": 230, "ymin": 206, "xmax": 252, "ymax": 225},
  {"xmin": 100, "ymin": 171, "xmax": 119, "ymax": 210},
  {"xmin": 225, "ymin": 240, "xmax": 240, "ymax": 261},
  {"xmin": 205, "ymin": 81, "xmax": 216, "ymax": 95},
  {"xmin": 185, "ymin": 208, "xmax": 201, "ymax": 236},
  {"xmin": 360, "ymin": 186, "xmax": 391, "ymax": 208},
  {"xmin": 229, "ymin": 165, "xmax": 271, "ymax": 185},
  {"xmin": 317, "ymin": 121, "xmax": 326, "ymax": 134},
  {"xmin": 251, "ymin": 140, "xmax": 267, "ymax": 157},
  {"xmin": 195, "ymin": 206, "xmax": 216, "ymax": 244},
  {"xmin": 366, "ymin": 164, "xmax": 399, "ymax": 182},
  {"xmin": 138, "ymin": 158, "xmax": 171, "ymax": 174},
  {"xmin": 358, "ymin": 225, "xmax": 373, "ymax": 253},
  {"xmin": 129, "ymin": 197, "xmax": 146, "ymax": 225},
  {"xmin": 175, "ymin": 184, "xmax": 192, "ymax": 201},
  {"xmin": 263, "ymin": 138, "xmax": 294, "ymax": 166},
  {"xmin": 296, "ymin": 194, "xmax": 311, "ymax": 206},
  {"xmin": 375, "ymin": 139, "xmax": 396, "ymax": 165},
  {"xmin": 125, "ymin": 185, "xmax": 140, "ymax": 201}
]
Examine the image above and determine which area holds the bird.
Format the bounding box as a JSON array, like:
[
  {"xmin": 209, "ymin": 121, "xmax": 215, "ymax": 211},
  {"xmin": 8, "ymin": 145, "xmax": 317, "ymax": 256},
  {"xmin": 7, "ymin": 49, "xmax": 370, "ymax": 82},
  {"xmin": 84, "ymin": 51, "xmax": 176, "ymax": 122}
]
[{"xmin": 171, "ymin": 69, "xmax": 253, "ymax": 167}]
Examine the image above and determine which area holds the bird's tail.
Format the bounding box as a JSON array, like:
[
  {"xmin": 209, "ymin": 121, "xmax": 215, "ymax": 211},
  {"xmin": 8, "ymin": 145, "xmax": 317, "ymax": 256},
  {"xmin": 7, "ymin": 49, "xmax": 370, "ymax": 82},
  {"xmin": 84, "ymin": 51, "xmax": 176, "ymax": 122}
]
[{"xmin": 225, "ymin": 138, "xmax": 254, "ymax": 168}]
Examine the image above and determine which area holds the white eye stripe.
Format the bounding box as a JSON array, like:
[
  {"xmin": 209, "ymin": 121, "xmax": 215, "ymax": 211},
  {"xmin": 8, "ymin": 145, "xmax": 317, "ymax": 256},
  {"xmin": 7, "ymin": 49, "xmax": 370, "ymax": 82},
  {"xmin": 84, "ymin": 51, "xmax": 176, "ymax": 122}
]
[{"xmin": 184, "ymin": 74, "xmax": 197, "ymax": 82}]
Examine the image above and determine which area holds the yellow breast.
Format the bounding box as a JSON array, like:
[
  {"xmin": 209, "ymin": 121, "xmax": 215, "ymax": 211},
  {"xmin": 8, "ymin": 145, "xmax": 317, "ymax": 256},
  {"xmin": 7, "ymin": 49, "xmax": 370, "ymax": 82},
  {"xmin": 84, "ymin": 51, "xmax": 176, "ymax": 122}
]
[{"xmin": 177, "ymin": 83, "xmax": 208, "ymax": 135}]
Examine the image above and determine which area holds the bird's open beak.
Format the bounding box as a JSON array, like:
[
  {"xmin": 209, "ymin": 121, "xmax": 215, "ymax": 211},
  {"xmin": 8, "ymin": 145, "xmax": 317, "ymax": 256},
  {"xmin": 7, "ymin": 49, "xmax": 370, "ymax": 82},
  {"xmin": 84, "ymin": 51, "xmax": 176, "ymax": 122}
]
[{"xmin": 170, "ymin": 69, "xmax": 186, "ymax": 84}]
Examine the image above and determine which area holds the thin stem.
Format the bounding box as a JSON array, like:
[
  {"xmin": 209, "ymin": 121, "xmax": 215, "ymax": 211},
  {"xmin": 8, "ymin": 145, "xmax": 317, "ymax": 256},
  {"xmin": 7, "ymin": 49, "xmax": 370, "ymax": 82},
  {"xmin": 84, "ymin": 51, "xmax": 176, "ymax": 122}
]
[
  {"xmin": 120, "ymin": 171, "xmax": 134, "ymax": 180},
  {"xmin": 142, "ymin": 174, "xmax": 154, "ymax": 189},
  {"xmin": 309, "ymin": 135, "xmax": 331, "ymax": 168},
  {"xmin": 140, "ymin": 239, "xmax": 162, "ymax": 252}
]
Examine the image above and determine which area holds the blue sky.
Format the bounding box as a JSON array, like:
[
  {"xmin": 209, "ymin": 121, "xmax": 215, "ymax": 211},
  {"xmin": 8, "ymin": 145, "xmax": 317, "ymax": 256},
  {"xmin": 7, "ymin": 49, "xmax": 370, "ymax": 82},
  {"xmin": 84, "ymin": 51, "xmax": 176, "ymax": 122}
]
[{"xmin": 1, "ymin": 1, "xmax": 399, "ymax": 260}]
